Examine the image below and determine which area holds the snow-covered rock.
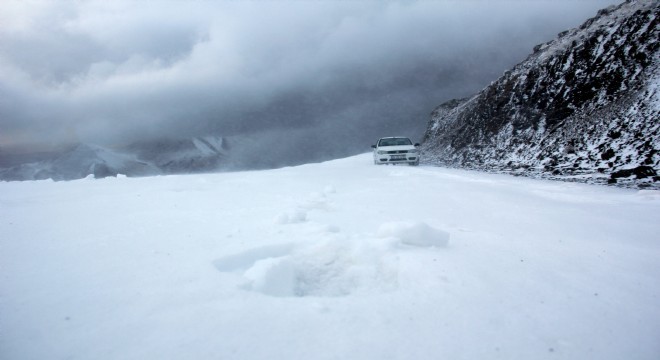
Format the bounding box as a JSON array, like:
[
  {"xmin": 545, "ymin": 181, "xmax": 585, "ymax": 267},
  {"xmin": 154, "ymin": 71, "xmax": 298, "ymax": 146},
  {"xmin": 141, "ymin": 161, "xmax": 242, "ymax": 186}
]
[{"xmin": 422, "ymin": 0, "xmax": 659, "ymax": 189}]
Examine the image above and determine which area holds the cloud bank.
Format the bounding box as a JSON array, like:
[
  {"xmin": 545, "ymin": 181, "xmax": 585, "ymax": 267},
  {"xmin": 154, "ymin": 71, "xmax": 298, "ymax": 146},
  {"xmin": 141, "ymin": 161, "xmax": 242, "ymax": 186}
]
[{"xmin": 0, "ymin": 0, "xmax": 619, "ymax": 164}]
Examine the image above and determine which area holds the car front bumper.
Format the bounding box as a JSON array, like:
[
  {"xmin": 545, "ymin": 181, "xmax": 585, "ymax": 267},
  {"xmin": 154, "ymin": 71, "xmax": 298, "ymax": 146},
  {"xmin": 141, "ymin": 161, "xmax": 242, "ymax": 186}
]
[{"xmin": 374, "ymin": 154, "xmax": 419, "ymax": 164}]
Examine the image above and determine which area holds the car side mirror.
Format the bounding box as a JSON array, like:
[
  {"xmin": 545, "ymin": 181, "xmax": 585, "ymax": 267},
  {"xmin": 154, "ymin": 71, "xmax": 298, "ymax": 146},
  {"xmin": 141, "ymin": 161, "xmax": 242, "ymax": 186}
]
[
  {"xmin": 414, "ymin": 143, "xmax": 420, "ymax": 147},
  {"xmin": 371, "ymin": 145, "xmax": 376, "ymax": 149}
]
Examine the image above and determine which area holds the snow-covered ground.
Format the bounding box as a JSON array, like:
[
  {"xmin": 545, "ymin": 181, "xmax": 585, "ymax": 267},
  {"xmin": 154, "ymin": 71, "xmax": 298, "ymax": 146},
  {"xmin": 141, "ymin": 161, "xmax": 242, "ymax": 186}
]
[{"xmin": 1, "ymin": 153, "xmax": 659, "ymax": 360}]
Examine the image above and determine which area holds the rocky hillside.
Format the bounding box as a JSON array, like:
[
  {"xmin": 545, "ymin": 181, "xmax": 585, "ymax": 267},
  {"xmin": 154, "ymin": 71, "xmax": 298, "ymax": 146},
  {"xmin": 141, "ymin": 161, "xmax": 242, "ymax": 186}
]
[{"xmin": 421, "ymin": 0, "xmax": 659, "ymax": 189}]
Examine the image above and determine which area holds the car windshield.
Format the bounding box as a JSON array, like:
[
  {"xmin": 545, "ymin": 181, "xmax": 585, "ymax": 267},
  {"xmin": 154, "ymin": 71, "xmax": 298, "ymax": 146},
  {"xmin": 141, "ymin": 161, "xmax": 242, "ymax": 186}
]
[{"xmin": 379, "ymin": 138, "xmax": 412, "ymax": 147}]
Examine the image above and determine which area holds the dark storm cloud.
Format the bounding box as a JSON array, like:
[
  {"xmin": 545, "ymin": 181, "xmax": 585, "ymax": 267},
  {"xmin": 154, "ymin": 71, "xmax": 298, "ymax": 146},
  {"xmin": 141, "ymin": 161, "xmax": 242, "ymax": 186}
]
[{"xmin": 0, "ymin": 0, "xmax": 619, "ymax": 155}]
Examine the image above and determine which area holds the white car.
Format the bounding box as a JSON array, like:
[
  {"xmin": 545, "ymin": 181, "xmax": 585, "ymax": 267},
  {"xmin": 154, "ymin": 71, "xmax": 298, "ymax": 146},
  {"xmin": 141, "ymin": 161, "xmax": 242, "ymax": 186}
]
[{"xmin": 371, "ymin": 137, "xmax": 420, "ymax": 165}]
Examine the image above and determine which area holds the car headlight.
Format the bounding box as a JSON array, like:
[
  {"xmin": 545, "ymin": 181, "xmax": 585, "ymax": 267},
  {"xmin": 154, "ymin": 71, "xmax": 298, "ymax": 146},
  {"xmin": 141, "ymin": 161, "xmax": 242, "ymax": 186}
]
[
  {"xmin": 408, "ymin": 149, "xmax": 418, "ymax": 154},
  {"xmin": 377, "ymin": 150, "xmax": 387, "ymax": 155}
]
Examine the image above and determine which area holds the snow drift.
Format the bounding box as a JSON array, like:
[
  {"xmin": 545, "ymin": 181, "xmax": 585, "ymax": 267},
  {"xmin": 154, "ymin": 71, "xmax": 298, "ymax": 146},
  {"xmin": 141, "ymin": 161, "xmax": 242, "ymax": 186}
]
[{"xmin": 1, "ymin": 153, "xmax": 659, "ymax": 360}]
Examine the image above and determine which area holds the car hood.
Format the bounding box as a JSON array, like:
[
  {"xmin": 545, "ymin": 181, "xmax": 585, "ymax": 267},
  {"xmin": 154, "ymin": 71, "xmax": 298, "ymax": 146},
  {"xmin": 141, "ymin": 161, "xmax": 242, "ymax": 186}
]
[{"xmin": 376, "ymin": 145, "xmax": 416, "ymax": 151}]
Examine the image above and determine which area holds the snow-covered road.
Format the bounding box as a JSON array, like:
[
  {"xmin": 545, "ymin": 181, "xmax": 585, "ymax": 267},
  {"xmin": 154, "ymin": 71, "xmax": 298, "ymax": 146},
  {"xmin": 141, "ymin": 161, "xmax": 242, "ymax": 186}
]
[{"xmin": 2, "ymin": 153, "xmax": 659, "ymax": 360}]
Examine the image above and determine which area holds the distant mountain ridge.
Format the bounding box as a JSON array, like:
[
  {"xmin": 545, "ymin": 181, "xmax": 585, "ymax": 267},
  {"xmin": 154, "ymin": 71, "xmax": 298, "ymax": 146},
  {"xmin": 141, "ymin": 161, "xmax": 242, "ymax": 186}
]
[
  {"xmin": 0, "ymin": 136, "xmax": 230, "ymax": 181},
  {"xmin": 421, "ymin": 0, "xmax": 659, "ymax": 189}
]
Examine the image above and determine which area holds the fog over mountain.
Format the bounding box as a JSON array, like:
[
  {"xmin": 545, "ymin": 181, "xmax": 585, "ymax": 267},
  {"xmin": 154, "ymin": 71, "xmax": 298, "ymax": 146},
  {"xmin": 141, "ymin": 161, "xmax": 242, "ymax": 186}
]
[{"xmin": 0, "ymin": 0, "xmax": 618, "ymax": 172}]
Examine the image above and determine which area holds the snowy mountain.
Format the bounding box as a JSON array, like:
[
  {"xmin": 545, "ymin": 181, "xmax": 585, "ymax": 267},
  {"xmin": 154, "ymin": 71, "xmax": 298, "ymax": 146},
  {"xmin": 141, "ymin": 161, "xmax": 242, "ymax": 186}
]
[
  {"xmin": 0, "ymin": 144, "xmax": 159, "ymax": 181},
  {"xmin": 125, "ymin": 136, "xmax": 230, "ymax": 174},
  {"xmin": 421, "ymin": 0, "xmax": 659, "ymax": 189},
  {"xmin": 2, "ymin": 153, "xmax": 659, "ymax": 359},
  {"xmin": 0, "ymin": 136, "xmax": 230, "ymax": 181}
]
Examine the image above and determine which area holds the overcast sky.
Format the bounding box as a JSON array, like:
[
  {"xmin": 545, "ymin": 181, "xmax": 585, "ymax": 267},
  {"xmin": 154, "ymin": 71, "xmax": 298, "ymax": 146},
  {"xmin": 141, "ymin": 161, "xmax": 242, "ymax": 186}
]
[{"xmin": 0, "ymin": 0, "xmax": 619, "ymax": 162}]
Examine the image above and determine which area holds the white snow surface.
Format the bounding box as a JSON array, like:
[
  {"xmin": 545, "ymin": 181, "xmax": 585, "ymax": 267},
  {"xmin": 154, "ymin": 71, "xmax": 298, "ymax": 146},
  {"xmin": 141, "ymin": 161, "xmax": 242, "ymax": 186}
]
[{"xmin": 1, "ymin": 153, "xmax": 659, "ymax": 360}]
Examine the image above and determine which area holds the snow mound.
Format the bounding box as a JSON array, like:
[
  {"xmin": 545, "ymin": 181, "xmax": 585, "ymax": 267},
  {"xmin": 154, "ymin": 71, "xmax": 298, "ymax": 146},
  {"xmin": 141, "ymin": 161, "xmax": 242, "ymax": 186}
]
[
  {"xmin": 299, "ymin": 191, "xmax": 331, "ymax": 211},
  {"xmin": 214, "ymin": 240, "xmax": 398, "ymax": 297},
  {"xmin": 212, "ymin": 243, "xmax": 294, "ymax": 272},
  {"xmin": 378, "ymin": 221, "xmax": 450, "ymax": 247},
  {"xmin": 243, "ymin": 257, "xmax": 297, "ymax": 297},
  {"xmin": 274, "ymin": 209, "xmax": 308, "ymax": 224}
]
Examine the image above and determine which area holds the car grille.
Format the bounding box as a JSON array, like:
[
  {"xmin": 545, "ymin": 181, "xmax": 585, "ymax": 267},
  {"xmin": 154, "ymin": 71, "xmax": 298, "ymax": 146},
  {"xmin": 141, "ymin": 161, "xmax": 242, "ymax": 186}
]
[{"xmin": 385, "ymin": 150, "xmax": 409, "ymax": 154}]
